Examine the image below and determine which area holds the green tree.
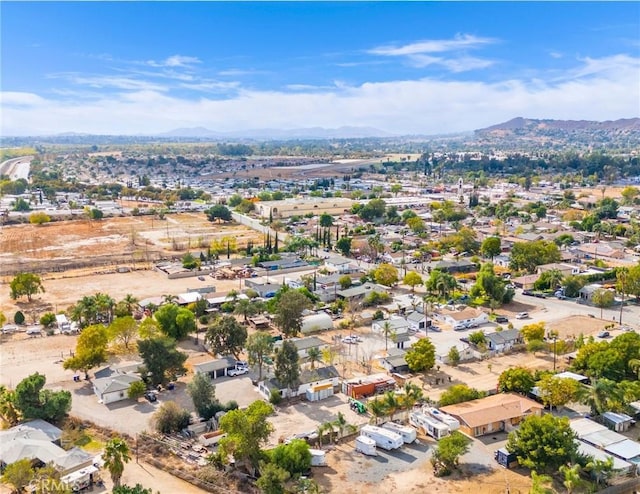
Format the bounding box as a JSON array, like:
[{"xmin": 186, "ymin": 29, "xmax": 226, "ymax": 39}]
[
  {"xmin": 1, "ymin": 458, "xmax": 34, "ymax": 493},
  {"xmin": 218, "ymin": 401, "xmax": 274, "ymax": 475},
  {"xmin": 447, "ymin": 346, "xmax": 461, "ymax": 367},
  {"xmin": 470, "ymin": 262, "xmax": 507, "ymax": 307},
  {"xmin": 372, "ymin": 263, "xmax": 399, "ymax": 287},
  {"xmin": 113, "ymin": 485, "xmax": 154, "ymax": 494},
  {"xmin": 205, "ymin": 204, "xmax": 232, "ymax": 223},
  {"xmin": 480, "ymin": 236, "xmax": 501, "ymax": 261},
  {"xmin": 137, "ymin": 337, "xmax": 187, "ymax": 386},
  {"xmin": 506, "ymin": 414, "xmax": 578, "ymax": 473},
  {"xmin": 274, "ymin": 341, "xmax": 300, "ymax": 399},
  {"xmin": 39, "ymin": 312, "xmax": 57, "ymax": 329},
  {"xmin": 273, "ymin": 291, "xmax": 311, "ymax": 338},
  {"xmin": 181, "ymin": 252, "xmax": 200, "ymax": 270},
  {"xmin": 152, "ymin": 401, "xmax": 190, "ymax": 433},
  {"xmin": 13, "ymin": 197, "xmax": 31, "ymax": 211},
  {"xmin": 425, "ymin": 270, "xmax": 457, "ymax": 299},
  {"xmin": 233, "ymin": 298, "xmax": 263, "ymax": 323},
  {"xmin": 127, "ymin": 381, "xmax": 146, "ymax": 400},
  {"xmin": 256, "ymin": 461, "xmax": 289, "ymax": 494},
  {"xmin": 338, "ymin": 275, "xmax": 352, "ymax": 290},
  {"xmin": 0, "ymin": 385, "xmax": 20, "ymax": 426},
  {"xmin": 509, "ymin": 241, "xmax": 561, "ymax": 273},
  {"xmin": 108, "ymin": 316, "xmax": 138, "ymax": 350},
  {"xmin": 430, "ymin": 431, "xmax": 470, "ymax": 477},
  {"xmin": 102, "ymin": 437, "xmax": 131, "ymax": 489},
  {"xmin": 439, "ymin": 384, "xmax": 484, "ymax": 407},
  {"xmin": 14, "ymin": 373, "xmax": 71, "ymax": 423},
  {"xmin": 63, "ymin": 324, "xmax": 109, "ymax": 379},
  {"xmin": 270, "ymin": 439, "xmax": 312, "ymax": 476},
  {"xmin": 404, "ymin": 338, "xmax": 436, "ymax": 373},
  {"xmin": 620, "ymin": 185, "xmax": 639, "ymax": 205},
  {"xmin": 205, "ymin": 315, "xmax": 248, "ymax": 359},
  {"xmin": 577, "ymin": 377, "xmax": 622, "ymax": 416},
  {"xmin": 403, "ymin": 272, "xmax": 423, "ymax": 292},
  {"xmin": 9, "ymin": 272, "xmax": 45, "ymax": 302},
  {"xmin": 559, "ymin": 463, "xmax": 583, "ymax": 494},
  {"xmin": 187, "ymin": 372, "xmax": 220, "ymax": 420},
  {"xmin": 520, "ymin": 322, "xmax": 546, "ymax": 343},
  {"xmin": 154, "ymin": 303, "xmax": 196, "ymax": 340},
  {"xmin": 335, "ymin": 236, "xmax": 352, "ymax": 256},
  {"xmin": 406, "ymin": 216, "xmax": 426, "ymax": 234},
  {"xmin": 585, "ymin": 456, "xmax": 614, "ymax": 487},
  {"xmin": 536, "ymin": 375, "xmax": 580, "ymax": 410},
  {"xmin": 246, "ymin": 331, "xmax": 274, "ymax": 381},
  {"xmin": 498, "ymin": 367, "xmax": 535, "ymax": 395},
  {"xmin": 591, "ymin": 289, "xmax": 614, "ymax": 319},
  {"xmin": 529, "ymin": 471, "xmax": 554, "ymax": 494}
]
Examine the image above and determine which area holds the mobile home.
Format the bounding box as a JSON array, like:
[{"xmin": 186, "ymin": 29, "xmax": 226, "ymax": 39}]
[
  {"xmin": 381, "ymin": 422, "xmax": 417, "ymax": 444},
  {"xmin": 409, "ymin": 412, "xmax": 450, "ymax": 440},
  {"xmin": 309, "ymin": 449, "xmax": 327, "ymax": 467},
  {"xmin": 355, "ymin": 435, "xmax": 377, "ymax": 456},
  {"xmin": 360, "ymin": 425, "xmax": 403, "ymax": 451},
  {"xmin": 424, "ymin": 407, "xmax": 460, "ymax": 431}
]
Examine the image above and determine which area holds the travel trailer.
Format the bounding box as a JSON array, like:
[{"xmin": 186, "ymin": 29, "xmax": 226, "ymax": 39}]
[
  {"xmin": 360, "ymin": 425, "xmax": 403, "ymax": 451},
  {"xmin": 355, "ymin": 435, "xmax": 377, "ymax": 456},
  {"xmin": 409, "ymin": 412, "xmax": 450, "ymax": 440},
  {"xmin": 424, "ymin": 407, "xmax": 460, "ymax": 431},
  {"xmin": 381, "ymin": 422, "xmax": 417, "ymax": 444}
]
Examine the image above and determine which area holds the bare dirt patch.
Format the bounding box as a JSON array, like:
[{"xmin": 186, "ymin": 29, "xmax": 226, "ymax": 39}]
[
  {"xmin": 0, "ymin": 214, "xmax": 263, "ymax": 276},
  {"xmin": 547, "ymin": 315, "xmax": 611, "ymax": 339}
]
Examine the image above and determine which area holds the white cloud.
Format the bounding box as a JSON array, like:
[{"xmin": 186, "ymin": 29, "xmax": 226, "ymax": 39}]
[
  {"xmin": 368, "ymin": 34, "xmax": 497, "ymax": 56},
  {"xmin": 50, "ymin": 74, "xmax": 168, "ymax": 92},
  {"xmin": 146, "ymin": 55, "xmax": 201, "ymax": 68},
  {"xmin": 2, "ymin": 55, "xmax": 638, "ymax": 136}
]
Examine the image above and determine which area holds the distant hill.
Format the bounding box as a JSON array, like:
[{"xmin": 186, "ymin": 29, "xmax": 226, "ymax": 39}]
[
  {"xmin": 472, "ymin": 117, "xmax": 640, "ymax": 150},
  {"xmin": 477, "ymin": 117, "xmax": 640, "ymax": 133},
  {"xmin": 159, "ymin": 126, "xmax": 394, "ymax": 139}
]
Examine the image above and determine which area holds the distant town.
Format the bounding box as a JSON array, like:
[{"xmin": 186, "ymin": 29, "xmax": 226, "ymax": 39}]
[{"xmin": 1, "ymin": 118, "xmax": 640, "ymax": 494}]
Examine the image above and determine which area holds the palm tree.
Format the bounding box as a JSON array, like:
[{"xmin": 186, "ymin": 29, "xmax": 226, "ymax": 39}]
[
  {"xmin": 578, "ymin": 378, "xmax": 622, "ymax": 416},
  {"xmin": 95, "ymin": 292, "xmax": 115, "ymax": 323},
  {"xmin": 367, "ymin": 398, "xmax": 387, "ymax": 425},
  {"xmin": 102, "ymin": 437, "xmax": 131, "ymax": 489},
  {"xmin": 332, "ymin": 412, "xmax": 356, "ymax": 442},
  {"xmin": 400, "ymin": 382, "xmax": 423, "ymax": 411},
  {"xmin": 121, "ymin": 294, "xmax": 139, "ymax": 315},
  {"xmin": 559, "ymin": 463, "xmax": 582, "ymax": 494},
  {"xmin": 234, "ymin": 298, "xmax": 260, "ymax": 323},
  {"xmin": 529, "ymin": 470, "xmax": 554, "ymax": 494},
  {"xmin": 586, "ymin": 456, "xmax": 614, "ymax": 487},
  {"xmin": 162, "ymin": 294, "xmax": 178, "ymax": 304},
  {"xmin": 307, "ymin": 347, "xmax": 322, "ymax": 370},
  {"xmin": 545, "ymin": 269, "xmax": 564, "ymax": 291},
  {"xmin": 382, "ymin": 391, "xmax": 400, "ymax": 421},
  {"xmin": 381, "ymin": 321, "xmax": 393, "ymax": 352}
]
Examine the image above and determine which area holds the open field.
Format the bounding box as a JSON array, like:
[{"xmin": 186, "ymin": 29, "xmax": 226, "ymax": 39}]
[{"xmin": 0, "ymin": 213, "xmax": 263, "ymax": 276}]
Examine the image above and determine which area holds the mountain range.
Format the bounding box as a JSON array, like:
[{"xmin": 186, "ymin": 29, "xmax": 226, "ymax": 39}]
[{"xmin": 476, "ymin": 117, "xmax": 640, "ymax": 134}]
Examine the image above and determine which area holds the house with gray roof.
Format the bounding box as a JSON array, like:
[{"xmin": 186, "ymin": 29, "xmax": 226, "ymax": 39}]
[
  {"xmin": 274, "ymin": 336, "xmax": 329, "ymax": 358},
  {"xmin": 93, "ymin": 373, "xmax": 142, "ymax": 405},
  {"xmin": 257, "ymin": 365, "xmax": 339, "ymax": 400},
  {"xmin": 193, "ymin": 356, "xmax": 237, "ymax": 380},
  {"xmin": 485, "ymin": 328, "xmax": 522, "ymax": 352}
]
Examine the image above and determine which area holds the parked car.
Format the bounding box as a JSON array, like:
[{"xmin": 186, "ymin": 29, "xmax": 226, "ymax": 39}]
[
  {"xmin": 597, "ymin": 330, "xmax": 610, "ymax": 338},
  {"xmin": 429, "ymin": 325, "xmax": 442, "ymax": 332},
  {"xmin": 197, "ymin": 276, "xmax": 206, "ymax": 281},
  {"xmin": 144, "ymin": 392, "xmax": 157, "ymax": 402},
  {"xmin": 534, "ymin": 292, "xmax": 547, "ymax": 299},
  {"xmin": 522, "ymin": 290, "xmax": 534, "ymax": 296},
  {"xmin": 342, "ymin": 335, "xmax": 361, "ymax": 344},
  {"xmin": 516, "ymin": 312, "xmax": 529, "ymax": 320},
  {"xmin": 495, "ymin": 316, "xmax": 509, "ymax": 323},
  {"xmin": 228, "ymin": 367, "xmax": 249, "ymax": 377}
]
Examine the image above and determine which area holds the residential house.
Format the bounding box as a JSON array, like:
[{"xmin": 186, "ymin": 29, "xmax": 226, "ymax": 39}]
[
  {"xmin": 93, "ymin": 365, "xmax": 143, "ymax": 405},
  {"xmin": 574, "ymin": 242, "xmax": 625, "ymax": 260},
  {"xmin": 256, "ymin": 197, "xmax": 354, "ymax": 219},
  {"xmin": 258, "ymin": 257, "xmax": 309, "ymax": 271},
  {"xmin": 510, "ymin": 273, "xmax": 540, "ymax": 290},
  {"xmin": 485, "ymin": 328, "xmax": 522, "ymax": 352},
  {"xmin": 406, "ymin": 311, "xmax": 428, "ymax": 332},
  {"xmin": 0, "ymin": 420, "xmax": 97, "ymax": 490},
  {"xmin": 601, "ymin": 412, "xmax": 635, "ymax": 433},
  {"xmin": 324, "ymin": 256, "xmax": 355, "ymax": 274},
  {"xmin": 435, "ymin": 307, "xmax": 488, "ymax": 328},
  {"xmin": 257, "ymin": 365, "xmax": 340, "ymax": 400},
  {"xmin": 536, "ymin": 262, "xmax": 582, "ymax": 277},
  {"xmin": 570, "ymin": 418, "xmax": 640, "ymax": 470},
  {"xmin": 371, "ymin": 316, "xmax": 412, "ymax": 347},
  {"xmin": 194, "ymin": 356, "xmax": 237, "ymax": 380},
  {"xmin": 380, "ymin": 348, "xmax": 409, "ymax": 373},
  {"xmin": 578, "ymin": 284, "xmax": 610, "ymax": 303},
  {"xmin": 432, "ymin": 259, "xmax": 476, "ymax": 274},
  {"xmin": 336, "ymin": 282, "xmax": 388, "ymax": 303},
  {"xmin": 440, "ymin": 393, "xmax": 543, "ymax": 437}
]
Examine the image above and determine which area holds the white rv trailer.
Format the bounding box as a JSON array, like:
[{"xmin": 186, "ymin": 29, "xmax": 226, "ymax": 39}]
[
  {"xmin": 355, "ymin": 435, "xmax": 377, "ymax": 456},
  {"xmin": 382, "ymin": 421, "xmax": 417, "ymax": 444},
  {"xmin": 409, "ymin": 412, "xmax": 450, "ymax": 440},
  {"xmin": 360, "ymin": 425, "xmax": 403, "ymax": 450},
  {"xmin": 424, "ymin": 406, "xmax": 460, "ymax": 431},
  {"xmin": 309, "ymin": 449, "xmax": 327, "ymax": 466}
]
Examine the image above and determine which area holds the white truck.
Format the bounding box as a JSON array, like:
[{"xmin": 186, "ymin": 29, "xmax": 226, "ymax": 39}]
[
  {"xmin": 381, "ymin": 421, "xmax": 417, "ymax": 444},
  {"xmin": 355, "ymin": 435, "xmax": 377, "ymax": 456},
  {"xmin": 360, "ymin": 425, "xmax": 403, "ymax": 451},
  {"xmin": 409, "ymin": 412, "xmax": 450, "ymax": 440},
  {"xmin": 424, "ymin": 407, "xmax": 460, "ymax": 431}
]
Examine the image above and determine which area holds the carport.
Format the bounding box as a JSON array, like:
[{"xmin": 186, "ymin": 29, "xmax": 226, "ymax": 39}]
[{"xmin": 194, "ymin": 357, "xmax": 236, "ymax": 380}]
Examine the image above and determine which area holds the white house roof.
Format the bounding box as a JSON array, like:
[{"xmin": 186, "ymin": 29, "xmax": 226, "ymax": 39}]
[
  {"xmin": 581, "ymin": 429, "xmax": 628, "ymax": 449},
  {"xmin": 605, "ymin": 439, "xmax": 640, "ymax": 460},
  {"xmin": 570, "ymin": 418, "xmax": 608, "ymax": 437},
  {"xmin": 577, "ymin": 441, "xmax": 632, "ymax": 471},
  {"xmin": 93, "ymin": 374, "xmax": 141, "ymax": 396},
  {"xmin": 555, "ymin": 371, "xmax": 589, "ymax": 382},
  {"xmin": 177, "ymin": 292, "xmax": 202, "ymax": 304}
]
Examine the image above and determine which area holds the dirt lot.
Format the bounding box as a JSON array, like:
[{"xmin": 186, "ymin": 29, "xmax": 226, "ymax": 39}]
[{"xmin": 0, "ymin": 213, "xmax": 263, "ymax": 276}]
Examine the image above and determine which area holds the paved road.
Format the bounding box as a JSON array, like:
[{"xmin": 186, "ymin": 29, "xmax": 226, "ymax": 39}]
[{"xmin": 0, "ymin": 156, "xmax": 32, "ymax": 181}]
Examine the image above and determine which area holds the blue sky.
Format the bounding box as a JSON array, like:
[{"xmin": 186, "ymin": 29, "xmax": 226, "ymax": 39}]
[{"xmin": 1, "ymin": 2, "xmax": 639, "ymax": 136}]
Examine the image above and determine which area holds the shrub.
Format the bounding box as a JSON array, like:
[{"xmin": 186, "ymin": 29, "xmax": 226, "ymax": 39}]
[
  {"xmin": 152, "ymin": 401, "xmax": 190, "ymax": 434},
  {"xmin": 225, "ymin": 400, "xmax": 239, "ymax": 411},
  {"xmin": 14, "ymin": 311, "xmax": 25, "ymax": 325},
  {"xmin": 269, "ymin": 388, "xmax": 282, "ymax": 405}
]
